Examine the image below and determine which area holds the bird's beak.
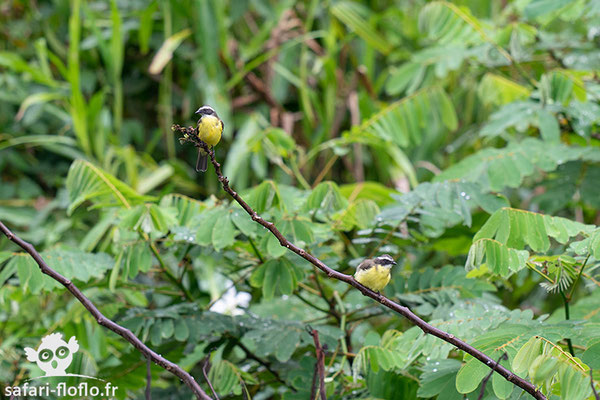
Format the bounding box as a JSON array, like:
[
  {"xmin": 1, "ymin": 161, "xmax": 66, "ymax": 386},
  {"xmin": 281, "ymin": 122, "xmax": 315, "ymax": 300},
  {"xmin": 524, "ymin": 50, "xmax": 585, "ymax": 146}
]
[
  {"xmin": 194, "ymin": 108, "xmax": 202, "ymax": 114},
  {"xmin": 392, "ymin": 261, "xmax": 397, "ymax": 265}
]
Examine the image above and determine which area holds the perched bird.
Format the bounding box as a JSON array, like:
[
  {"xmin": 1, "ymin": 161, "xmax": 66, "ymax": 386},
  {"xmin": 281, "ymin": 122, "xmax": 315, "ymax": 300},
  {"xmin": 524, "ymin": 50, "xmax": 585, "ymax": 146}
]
[
  {"xmin": 354, "ymin": 254, "xmax": 397, "ymax": 292},
  {"xmin": 194, "ymin": 105, "xmax": 223, "ymax": 172}
]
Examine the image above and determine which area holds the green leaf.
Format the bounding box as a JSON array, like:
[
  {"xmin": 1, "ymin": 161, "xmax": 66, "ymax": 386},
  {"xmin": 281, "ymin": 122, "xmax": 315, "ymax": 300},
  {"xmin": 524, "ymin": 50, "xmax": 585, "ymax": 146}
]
[
  {"xmin": 12, "ymin": 255, "xmax": 46, "ymax": 294},
  {"xmin": 305, "ymin": 181, "xmax": 348, "ymax": 218},
  {"xmin": 351, "ymin": 87, "xmax": 457, "ymax": 149},
  {"xmin": 339, "ymin": 182, "xmax": 397, "ymax": 206},
  {"xmin": 148, "ymin": 28, "xmax": 192, "ymax": 75},
  {"xmin": 582, "ymin": 342, "xmax": 600, "ymax": 369},
  {"xmin": 455, "ymin": 357, "xmax": 489, "ymax": 393},
  {"xmin": 262, "ymin": 260, "xmax": 278, "ymax": 299},
  {"xmin": 436, "ymin": 138, "xmax": 600, "ymax": 191},
  {"xmin": 331, "ymin": 2, "xmax": 392, "ymax": 55},
  {"xmin": 417, "ymin": 359, "xmax": 462, "ymax": 398},
  {"xmin": 274, "ymin": 328, "xmax": 301, "ymax": 362},
  {"xmin": 559, "ymin": 364, "xmax": 591, "ymax": 400},
  {"xmin": 160, "ymin": 194, "xmax": 206, "ymax": 227},
  {"xmin": 512, "ymin": 336, "xmax": 543, "ymax": 374},
  {"xmin": 537, "ymin": 109, "xmax": 560, "ymax": 142},
  {"xmin": 478, "ymin": 73, "xmax": 530, "ymax": 106},
  {"xmin": 212, "ymin": 212, "xmax": 236, "ymax": 250},
  {"xmin": 66, "ymin": 160, "xmax": 150, "ymax": 214},
  {"xmin": 193, "ymin": 208, "xmax": 223, "ymax": 246},
  {"xmin": 492, "ymin": 362, "xmax": 514, "ymax": 399},
  {"xmin": 245, "ymin": 180, "xmax": 282, "ymax": 213},
  {"xmin": 231, "ymin": 208, "xmax": 257, "ymax": 237}
]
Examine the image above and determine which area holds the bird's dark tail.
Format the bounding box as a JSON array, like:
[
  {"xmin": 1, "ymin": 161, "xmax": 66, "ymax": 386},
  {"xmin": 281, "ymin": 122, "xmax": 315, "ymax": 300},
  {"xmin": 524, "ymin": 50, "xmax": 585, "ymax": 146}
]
[{"xmin": 196, "ymin": 149, "xmax": 208, "ymax": 172}]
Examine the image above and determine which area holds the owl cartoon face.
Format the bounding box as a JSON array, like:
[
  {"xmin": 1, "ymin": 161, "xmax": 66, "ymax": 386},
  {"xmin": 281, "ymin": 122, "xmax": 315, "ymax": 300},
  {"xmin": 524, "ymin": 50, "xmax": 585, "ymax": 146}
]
[{"xmin": 24, "ymin": 333, "xmax": 79, "ymax": 376}]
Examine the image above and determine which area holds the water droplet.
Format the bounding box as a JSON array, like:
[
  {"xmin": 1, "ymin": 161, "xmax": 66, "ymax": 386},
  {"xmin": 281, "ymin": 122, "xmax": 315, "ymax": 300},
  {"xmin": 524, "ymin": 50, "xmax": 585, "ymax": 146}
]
[
  {"xmin": 432, "ymin": 368, "xmax": 437, "ymax": 372},
  {"xmin": 460, "ymin": 192, "xmax": 466, "ymax": 197}
]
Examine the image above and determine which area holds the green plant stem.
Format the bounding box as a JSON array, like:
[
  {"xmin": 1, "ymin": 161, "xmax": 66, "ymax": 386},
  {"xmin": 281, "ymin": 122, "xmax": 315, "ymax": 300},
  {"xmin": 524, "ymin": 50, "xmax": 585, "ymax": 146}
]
[
  {"xmin": 248, "ymin": 237, "xmax": 264, "ymax": 263},
  {"xmin": 560, "ymin": 290, "xmax": 576, "ymax": 357},
  {"xmin": 568, "ymin": 254, "xmax": 590, "ymax": 301},
  {"xmin": 289, "ymin": 156, "xmax": 311, "ymax": 190},
  {"xmin": 160, "ymin": 1, "xmax": 175, "ymax": 159},
  {"xmin": 295, "ymin": 292, "xmax": 330, "ymax": 314},
  {"xmin": 147, "ymin": 239, "xmax": 193, "ymax": 301},
  {"xmin": 526, "ymin": 262, "xmax": 554, "ymax": 282}
]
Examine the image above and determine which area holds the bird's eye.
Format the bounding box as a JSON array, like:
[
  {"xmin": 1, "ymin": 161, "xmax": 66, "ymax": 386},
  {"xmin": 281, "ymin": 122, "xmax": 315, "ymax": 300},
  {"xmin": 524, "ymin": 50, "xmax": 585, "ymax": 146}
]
[
  {"xmin": 39, "ymin": 349, "xmax": 53, "ymax": 361},
  {"xmin": 56, "ymin": 346, "xmax": 70, "ymax": 359}
]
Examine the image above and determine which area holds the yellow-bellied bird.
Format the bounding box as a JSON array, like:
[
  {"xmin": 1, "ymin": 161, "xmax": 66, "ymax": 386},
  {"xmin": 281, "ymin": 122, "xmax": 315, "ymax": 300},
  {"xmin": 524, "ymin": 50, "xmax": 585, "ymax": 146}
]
[
  {"xmin": 354, "ymin": 254, "xmax": 397, "ymax": 292},
  {"xmin": 195, "ymin": 105, "xmax": 223, "ymax": 172}
]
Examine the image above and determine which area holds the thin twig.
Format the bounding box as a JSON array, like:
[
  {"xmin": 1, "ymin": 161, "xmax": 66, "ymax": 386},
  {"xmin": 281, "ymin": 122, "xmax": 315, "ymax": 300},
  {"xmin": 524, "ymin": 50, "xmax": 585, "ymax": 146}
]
[
  {"xmin": 175, "ymin": 125, "xmax": 547, "ymax": 400},
  {"xmin": 478, "ymin": 353, "xmax": 508, "ymax": 400},
  {"xmin": 307, "ymin": 326, "xmax": 327, "ymax": 400},
  {"xmin": 202, "ymin": 355, "xmax": 220, "ymax": 400},
  {"xmin": 591, "ymin": 370, "xmax": 600, "ymax": 400},
  {"xmin": 0, "ymin": 221, "xmax": 212, "ymax": 400},
  {"xmin": 146, "ymin": 357, "xmax": 152, "ymax": 400},
  {"xmin": 234, "ymin": 339, "xmax": 288, "ymax": 387}
]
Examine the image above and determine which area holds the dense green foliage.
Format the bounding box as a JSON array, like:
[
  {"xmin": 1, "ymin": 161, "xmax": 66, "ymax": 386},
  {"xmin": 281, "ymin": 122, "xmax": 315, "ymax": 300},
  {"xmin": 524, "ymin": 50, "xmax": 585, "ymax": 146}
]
[{"xmin": 1, "ymin": 0, "xmax": 600, "ymax": 399}]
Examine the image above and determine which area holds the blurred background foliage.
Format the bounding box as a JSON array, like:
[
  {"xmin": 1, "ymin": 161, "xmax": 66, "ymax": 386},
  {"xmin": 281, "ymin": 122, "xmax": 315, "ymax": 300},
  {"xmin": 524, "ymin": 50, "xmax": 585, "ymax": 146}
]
[{"xmin": 1, "ymin": 0, "xmax": 600, "ymax": 399}]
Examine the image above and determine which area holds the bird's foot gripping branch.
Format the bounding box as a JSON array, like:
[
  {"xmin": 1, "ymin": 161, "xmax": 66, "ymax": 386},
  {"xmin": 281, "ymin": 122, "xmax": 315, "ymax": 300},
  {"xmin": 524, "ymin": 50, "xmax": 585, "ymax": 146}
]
[{"xmin": 172, "ymin": 123, "xmax": 547, "ymax": 400}]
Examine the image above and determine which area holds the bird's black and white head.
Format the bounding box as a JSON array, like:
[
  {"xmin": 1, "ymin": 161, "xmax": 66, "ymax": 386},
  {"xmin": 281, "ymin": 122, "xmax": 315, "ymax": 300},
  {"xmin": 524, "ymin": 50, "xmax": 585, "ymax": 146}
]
[
  {"xmin": 374, "ymin": 254, "xmax": 396, "ymax": 268},
  {"xmin": 195, "ymin": 105, "xmax": 218, "ymax": 117}
]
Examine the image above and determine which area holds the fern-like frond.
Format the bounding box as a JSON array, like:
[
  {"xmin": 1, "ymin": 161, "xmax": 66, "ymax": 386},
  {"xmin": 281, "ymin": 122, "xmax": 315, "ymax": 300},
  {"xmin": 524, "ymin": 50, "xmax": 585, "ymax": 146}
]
[
  {"xmin": 419, "ymin": 1, "xmax": 511, "ymax": 64},
  {"xmin": 467, "ymin": 207, "xmax": 595, "ymax": 276},
  {"xmin": 66, "ymin": 159, "xmax": 151, "ymax": 214},
  {"xmin": 350, "ymin": 86, "xmax": 457, "ymax": 148},
  {"xmin": 377, "ymin": 180, "xmax": 508, "ymax": 238},
  {"xmin": 331, "ymin": 1, "xmax": 392, "ymax": 54},
  {"xmin": 478, "ymin": 73, "xmax": 531, "ymax": 106},
  {"xmin": 434, "ymin": 138, "xmax": 600, "ymax": 191}
]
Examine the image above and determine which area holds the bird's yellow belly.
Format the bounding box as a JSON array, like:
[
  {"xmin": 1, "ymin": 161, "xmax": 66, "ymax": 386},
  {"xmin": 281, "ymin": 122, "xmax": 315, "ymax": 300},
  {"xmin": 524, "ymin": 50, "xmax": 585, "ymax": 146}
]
[
  {"xmin": 355, "ymin": 266, "xmax": 391, "ymax": 292},
  {"xmin": 198, "ymin": 115, "xmax": 222, "ymax": 146}
]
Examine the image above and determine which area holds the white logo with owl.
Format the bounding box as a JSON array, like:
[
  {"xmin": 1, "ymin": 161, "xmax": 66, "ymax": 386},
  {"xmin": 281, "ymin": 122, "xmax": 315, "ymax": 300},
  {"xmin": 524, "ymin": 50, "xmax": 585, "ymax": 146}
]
[{"xmin": 24, "ymin": 333, "xmax": 81, "ymax": 377}]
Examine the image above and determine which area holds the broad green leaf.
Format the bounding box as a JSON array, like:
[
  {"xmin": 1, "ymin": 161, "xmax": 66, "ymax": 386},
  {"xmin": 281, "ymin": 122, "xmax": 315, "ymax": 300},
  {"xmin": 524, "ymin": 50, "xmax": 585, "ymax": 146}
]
[
  {"xmin": 212, "ymin": 212, "xmax": 236, "ymax": 250},
  {"xmin": 492, "ymin": 363, "xmax": 514, "ymax": 398},
  {"xmin": 245, "ymin": 180, "xmax": 282, "ymax": 213},
  {"xmin": 512, "ymin": 336, "xmax": 543, "ymax": 374},
  {"xmin": 305, "ymin": 181, "xmax": 348, "ymax": 218},
  {"xmin": 231, "ymin": 208, "xmax": 257, "ymax": 237},
  {"xmin": 478, "ymin": 73, "xmax": 530, "ymax": 106},
  {"xmin": 193, "ymin": 208, "xmax": 223, "ymax": 246},
  {"xmin": 582, "ymin": 342, "xmax": 600, "ymax": 369},
  {"xmin": 537, "ymin": 109, "xmax": 560, "ymax": 142},
  {"xmin": 455, "ymin": 357, "xmax": 489, "ymax": 393}
]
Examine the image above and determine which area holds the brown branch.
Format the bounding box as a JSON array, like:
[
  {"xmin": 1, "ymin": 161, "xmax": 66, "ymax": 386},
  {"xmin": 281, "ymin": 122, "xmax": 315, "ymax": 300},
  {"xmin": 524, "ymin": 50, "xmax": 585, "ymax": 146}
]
[
  {"xmin": 175, "ymin": 125, "xmax": 547, "ymax": 400},
  {"xmin": 307, "ymin": 327, "xmax": 327, "ymax": 400},
  {"xmin": 0, "ymin": 221, "xmax": 212, "ymax": 400},
  {"xmin": 202, "ymin": 355, "xmax": 220, "ymax": 400},
  {"xmin": 592, "ymin": 370, "xmax": 600, "ymax": 400}
]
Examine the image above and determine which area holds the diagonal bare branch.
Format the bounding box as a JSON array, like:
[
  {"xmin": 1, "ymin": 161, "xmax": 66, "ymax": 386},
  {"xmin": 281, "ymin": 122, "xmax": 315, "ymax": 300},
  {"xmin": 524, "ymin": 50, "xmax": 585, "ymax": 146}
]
[
  {"xmin": 175, "ymin": 123, "xmax": 547, "ymax": 400},
  {"xmin": 0, "ymin": 221, "xmax": 212, "ymax": 400}
]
